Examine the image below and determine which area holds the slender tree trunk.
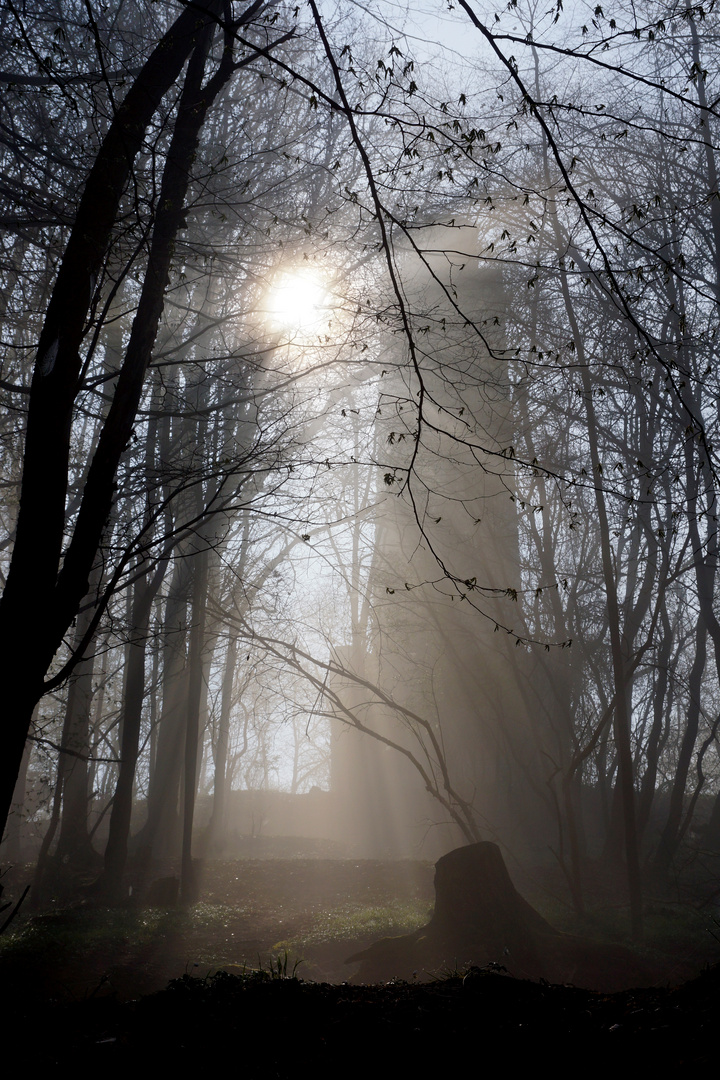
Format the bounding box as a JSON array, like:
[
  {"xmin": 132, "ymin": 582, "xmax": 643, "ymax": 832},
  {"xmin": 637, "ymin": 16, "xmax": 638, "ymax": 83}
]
[
  {"xmin": 206, "ymin": 635, "xmax": 237, "ymax": 853},
  {"xmin": 138, "ymin": 559, "xmax": 191, "ymax": 860},
  {"xmin": 535, "ymin": 62, "xmax": 642, "ymax": 929},
  {"xmin": 55, "ymin": 575, "xmax": 103, "ymax": 868},
  {"xmin": 637, "ymin": 602, "xmax": 672, "ymax": 838},
  {"xmin": 654, "ymin": 618, "xmax": 707, "ymax": 869},
  {"xmin": 96, "ymin": 576, "xmax": 155, "ymax": 900},
  {"xmin": 181, "ymin": 546, "xmax": 209, "ymax": 904},
  {"xmin": 554, "ymin": 250, "xmax": 642, "ymax": 936},
  {"xmin": 651, "ymin": 439, "xmax": 719, "ymax": 869}
]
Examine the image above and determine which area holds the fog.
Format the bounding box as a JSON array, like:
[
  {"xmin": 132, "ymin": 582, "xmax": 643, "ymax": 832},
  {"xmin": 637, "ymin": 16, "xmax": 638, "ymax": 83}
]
[{"xmin": 1, "ymin": 0, "xmax": 720, "ymax": 989}]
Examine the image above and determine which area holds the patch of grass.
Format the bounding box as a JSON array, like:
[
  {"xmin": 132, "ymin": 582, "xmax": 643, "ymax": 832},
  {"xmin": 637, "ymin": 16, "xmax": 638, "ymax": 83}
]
[
  {"xmin": 265, "ymin": 951, "xmax": 305, "ymax": 979},
  {"xmin": 0, "ymin": 906, "xmax": 162, "ymax": 958},
  {"xmin": 186, "ymin": 902, "xmax": 246, "ymax": 929},
  {"xmin": 0, "ymin": 900, "xmax": 253, "ymax": 969},
  {"xmin": 274, "ymin": 899, "xmax": 431, "ymax": 954}
]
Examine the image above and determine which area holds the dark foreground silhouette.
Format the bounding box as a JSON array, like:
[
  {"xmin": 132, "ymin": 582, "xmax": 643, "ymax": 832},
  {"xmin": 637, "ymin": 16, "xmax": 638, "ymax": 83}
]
[{"xmin": 3, "ymin": 962, "xmax": 719, "ymax": 1071}]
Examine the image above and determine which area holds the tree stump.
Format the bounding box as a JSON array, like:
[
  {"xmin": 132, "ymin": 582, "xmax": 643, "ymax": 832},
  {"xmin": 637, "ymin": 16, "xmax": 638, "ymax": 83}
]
[{"xmin": 346, "ymin": 842, "xmax": 650, "ymax": 990}]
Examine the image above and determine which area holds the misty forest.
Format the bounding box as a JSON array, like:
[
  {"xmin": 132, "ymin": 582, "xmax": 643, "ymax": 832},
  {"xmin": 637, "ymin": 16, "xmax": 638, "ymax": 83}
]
[{"xmin": 2, "ymin": 0, "xmax": 720, "ymax": 1067}]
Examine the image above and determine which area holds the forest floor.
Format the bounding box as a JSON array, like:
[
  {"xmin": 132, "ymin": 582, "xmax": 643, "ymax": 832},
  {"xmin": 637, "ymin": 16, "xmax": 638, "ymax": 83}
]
[
  {"xmin": 0, "ymin": 851, "xmax": 437, "ymax": 997},
  {"xmin": 2, "ymin": 846, "xmax": 720, "ymax": 1070}
]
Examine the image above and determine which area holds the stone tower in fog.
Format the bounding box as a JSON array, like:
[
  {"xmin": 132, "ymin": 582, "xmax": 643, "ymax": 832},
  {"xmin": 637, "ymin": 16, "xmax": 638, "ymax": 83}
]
[{"xmin": 328, "ymin": 223, "xmax": 557, "ymax": 860}]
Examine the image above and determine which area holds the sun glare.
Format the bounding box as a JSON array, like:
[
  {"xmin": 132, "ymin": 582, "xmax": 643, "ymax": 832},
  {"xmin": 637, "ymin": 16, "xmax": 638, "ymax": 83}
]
[{"xmin": 266, "ymin": 269, "xmax": 328, "ymax": 336}]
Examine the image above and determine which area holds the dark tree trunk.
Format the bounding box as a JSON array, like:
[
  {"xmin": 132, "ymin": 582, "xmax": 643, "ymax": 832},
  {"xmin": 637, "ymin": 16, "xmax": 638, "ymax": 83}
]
[
  {"xmin": 181, "ymin": 546, "xmax": 209, "ymax": 904},
  {"xmin": 0, "ymin": 0, "xmax": 227, "ymax": 844},
  {"xmin": 95, "ymin": 574, "xmax": 158, "ymax": 901},
  {"xmin": 654, "ymin": 618, "xmax": 708, "ymax": 870},
  {"xmin": 545, "ymin": 163, "xmax": 642, "ymax": 936},
  {"xmin": 137, "ymin": 560, "xmax": 191, "ymax": 860},
  {"xmin": 55, "ymin": 574, "xmax": 103, "ymax": 869}
]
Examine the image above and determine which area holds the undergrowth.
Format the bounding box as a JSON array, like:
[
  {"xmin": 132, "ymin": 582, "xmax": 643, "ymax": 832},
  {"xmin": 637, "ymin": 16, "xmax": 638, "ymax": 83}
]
[{"xmin": 0, "ymin": 901, "xmax": 251, "ymax": 967}]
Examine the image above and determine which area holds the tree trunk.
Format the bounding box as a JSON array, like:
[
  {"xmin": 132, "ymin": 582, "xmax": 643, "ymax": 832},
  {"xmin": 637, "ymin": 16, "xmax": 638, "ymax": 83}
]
[
  {"xmin": 95, "ymin": 575, "xmax": 155, "ymax": 901},
  {"xmin": 654, "ymin": 611, "xmax": 708, "ymax": 869},
  {"xmin": 55, "ymin": 572, "xmax": 103, "ymax": 869},
  {"xmin": 4, "ymin": 740, "xmax": 31, "ymax": 865},
  {"xmin": 637, "ymin": 602, "xmax": 672, "ymax": 838},
  {"xmin": 573, "ymin": 313, "xmax": 642, "ymax": 938},
  {"xmin": 541, "ymin": 121, "xmax": 643, "ymax": 935},
  {"xmin": 181, "ymin": 545, "xmax": 209, "ymax": 904},
  {"xmin": 206, "ymin": 635, "xmax": 237, "ymax": 854},
  {"xmin": 0, "ymin": 0, "xmax": 226, "ymax": 844},
  {"xmin": 137, "ymin": 558, "xmax": 191, "ymax": 860}
]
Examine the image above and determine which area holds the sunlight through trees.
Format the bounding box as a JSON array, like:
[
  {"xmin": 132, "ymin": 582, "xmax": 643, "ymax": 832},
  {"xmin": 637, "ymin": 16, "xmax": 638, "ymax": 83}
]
[{"xmin": 1, "ymin": 1, "xmax": 720, "ymax": 939}]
